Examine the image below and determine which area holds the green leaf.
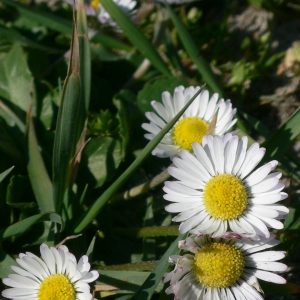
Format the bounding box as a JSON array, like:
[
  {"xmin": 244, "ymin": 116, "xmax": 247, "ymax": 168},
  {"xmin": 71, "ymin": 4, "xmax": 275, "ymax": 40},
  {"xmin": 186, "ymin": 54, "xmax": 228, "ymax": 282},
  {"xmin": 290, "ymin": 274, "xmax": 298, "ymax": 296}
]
[
  {"xmin": 74, "ymin": 86, "xmax": 204, "ymax": 233},
  {"xmin": 101, "ymin": 0, "xmax": 171, "ymax": 77},
  {"xmin": 0, "ymin": 166, "xmax": 13, "ymax": 182},
  {"xmin": 132, "ymin": 233, "xmax": 187, "ymax": 300},
  {"xmin": 77, "ymin": 0, "xmax": 91, "ymax": 113},
  {"xmin": 0, "ymin": 247, "xmax": 17, "ymax": 279},
  {"xmin": 27, "ymin": 117, "xmax": 54, "ymax": 212},
  {"xmin": 262, "ymin": 107, "xmax": 300, "ymax": 162},
  {"xmin": 52, "ymin": 8, "xmax": 85, "ymax": 213},
  {"xmin": 86, "ymin": 231, "xmax": 98, "ymax": 262},
  {"xmin": 81, "ymin": 137, "xmax": 122, "ymax": 188},
  {"xmin": 166, "ymin": 4, "xmax": 223, "ymax": 96},
  {"xmin": 0, "ymin": 212, "xmax": 63, "ymax": 242},
  {"xmin": 6, "ymin": 175, "xmax": 36, "ymax": 208},
  {"xmin": 137, "ymin": 76, "xmax": 192, "ymax": 113},
  {"xmin": 260, "ymin": 281, "xmax": 300, "ymax": 295},
  {"xmin": 4, "ymin": 43, "xmax": 35, "ymax": 113},
  {"xmin": 96, "ymin": 270, "xmax": 164, "ymax": 294},
  {"xmin": 0, "ymin": 24, "xmax": 60, "ymax": 53},
  {"xmin": 113, "ymin": 91, "xmax": 131, "ymax": 159}
]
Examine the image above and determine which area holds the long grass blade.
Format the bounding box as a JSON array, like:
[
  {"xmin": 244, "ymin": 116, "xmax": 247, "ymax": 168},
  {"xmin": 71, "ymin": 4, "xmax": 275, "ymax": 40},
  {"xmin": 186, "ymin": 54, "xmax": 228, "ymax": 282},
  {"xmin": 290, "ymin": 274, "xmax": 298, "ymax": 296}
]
[
  {"xmin": 166, "ymin": 3, "xmax": 224, "ymax": 96},
  {"xmin": 74, "ymin": 86, "xmax": 204, "ymax": 233},
  {"xmin": 101, "ymin": 0, "xmax": 171, "ymax": 77}
]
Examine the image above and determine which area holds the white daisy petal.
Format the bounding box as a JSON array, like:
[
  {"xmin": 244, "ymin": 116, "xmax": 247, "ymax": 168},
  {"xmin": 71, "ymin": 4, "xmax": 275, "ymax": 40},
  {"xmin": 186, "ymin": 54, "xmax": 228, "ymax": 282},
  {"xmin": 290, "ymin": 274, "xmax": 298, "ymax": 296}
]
[
  {"xmin": 2, "ymin": 243, "xmax": 98, "ymax": 300},
  {"xmin": 164, "ymin": 234, "xmax": 287, "ymax": 300},
  {"xmin": 163, "ymin": 134, "xmax": 288, "ymax": 239},
  {"xmin": 142, "ymin": 86, "xmax": 237, "ymax": 158}
]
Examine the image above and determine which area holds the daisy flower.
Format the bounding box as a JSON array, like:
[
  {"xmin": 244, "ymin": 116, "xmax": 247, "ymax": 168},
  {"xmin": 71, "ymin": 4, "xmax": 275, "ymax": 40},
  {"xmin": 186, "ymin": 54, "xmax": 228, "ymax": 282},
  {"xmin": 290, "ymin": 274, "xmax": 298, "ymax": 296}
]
[
  {"xmin": 164, "ymin": 233, "xmax": 287, "ymax": 300},
  {"xmin": 2, "ymin": 243, "xmax": 99, "ymax": 300},
  {"xmin": 142, "ymin": 86, "xmax": 237, "ymax": 158},
  {"xmin": 163, "ymin": 134, "xmax": 288, "ymax": 238},
  {"xmin": 63, "ymin": 0, "xmax": 137, "ymax": 28}
]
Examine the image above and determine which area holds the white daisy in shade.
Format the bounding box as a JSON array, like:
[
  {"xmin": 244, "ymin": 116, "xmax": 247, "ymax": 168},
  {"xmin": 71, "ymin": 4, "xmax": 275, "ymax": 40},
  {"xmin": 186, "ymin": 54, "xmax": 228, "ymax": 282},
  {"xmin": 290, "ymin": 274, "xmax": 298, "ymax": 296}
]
[
  {"xmin": 2, "ymin": 243, "xmax": 99, "ymax": 300},
  {"xmin": 163, "ymin": 134, "xmax": 288, "ymax": 238},
  {"xmin": 164, "ymin": 233, "xmax": 287, "ymax": 300},
  {"xmin": 142, "ymin": 86, "xmax": 237, "ymax": 158}
]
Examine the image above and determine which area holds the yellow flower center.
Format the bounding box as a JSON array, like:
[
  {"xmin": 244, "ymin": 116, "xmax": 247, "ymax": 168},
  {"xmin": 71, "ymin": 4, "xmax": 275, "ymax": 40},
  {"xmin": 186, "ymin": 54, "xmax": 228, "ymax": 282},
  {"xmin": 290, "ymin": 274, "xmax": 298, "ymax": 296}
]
[
  {"xmin": 91, "ymin": 0, "xmax": 101, "ymax": 11},
  {"xmin": 203, "ymin": 174, "xmax": 248, "ymax": 220},
  {"xmin": 173, "ymin": 117, "xmax": 208, "ymax": 151},
  {"xmin": 193, "ymin": 242, "xmax": 245, "ymax": 288},
  {"xmin": 38, "ymin": 274, "xmax": 76, "ymax": 300}
]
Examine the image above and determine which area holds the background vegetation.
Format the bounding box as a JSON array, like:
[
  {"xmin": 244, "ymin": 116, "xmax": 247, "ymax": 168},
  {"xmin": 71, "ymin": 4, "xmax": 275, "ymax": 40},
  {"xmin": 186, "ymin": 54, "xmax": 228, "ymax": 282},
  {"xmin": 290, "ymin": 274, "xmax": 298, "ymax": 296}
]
[{"xmin": 0, "ymin": 0, "xmax": 300, "ymax": 299}]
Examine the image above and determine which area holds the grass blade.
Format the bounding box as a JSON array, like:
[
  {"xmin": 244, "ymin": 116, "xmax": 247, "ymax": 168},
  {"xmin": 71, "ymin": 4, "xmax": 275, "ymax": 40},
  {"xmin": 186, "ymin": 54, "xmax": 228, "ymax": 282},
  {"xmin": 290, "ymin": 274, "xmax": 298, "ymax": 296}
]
[
  {"xmin": 0, "ymin": 212, "xmax": 63, "ymax": 242},
  {"xmin": 52, "ymin": 6, "xmax": 84, "ymax": 213},
  {"xmin": 262, "ymin": 107, "xmax": 300, "ymax": 162},
  {"xmin": 77, "ymin": 0, "xmax": 91, "ymax": 112},
  {"xmin": 27, "ymin": 116, "xmax": 54, "ymax": 212},
  {"xmin": 101, "ymin": 0, "xmax": 171, "ymax": 77},
  {"xmin": 74, "ymin": 86, "xmax": 204, "ymax": 233},
  {"xmin": 166, "ymin": 3, "xmax": 223, "ymax": 96},
  {"xmin": 132, "ymin": 233, "xmax": 187, "ymax": 300}
]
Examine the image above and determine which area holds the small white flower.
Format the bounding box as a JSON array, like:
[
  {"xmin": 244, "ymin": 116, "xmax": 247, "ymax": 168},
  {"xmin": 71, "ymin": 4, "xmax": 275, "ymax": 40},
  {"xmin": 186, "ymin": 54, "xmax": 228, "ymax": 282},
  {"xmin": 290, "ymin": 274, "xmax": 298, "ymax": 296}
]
[
  {"xmin": 97, "ymin": 0, "xmax": 137, "ymax": 28},
  {"xmin": 163, "ymin": 134, "xmax": 288, "ymax": 238},
  {"xmin": 2, "ymin": 243, "xmax": 99, "ymax": 300},
  {"xmin": 142, "ymin": 86, "xmax": 237, "ymax": 158},
  {"xmin": 63, "ymin": 0, "xmax": 137, "ymax": 28},
  {"xmin": 164, "ymin": 233, "xmax": 287, "ymax": 300}
]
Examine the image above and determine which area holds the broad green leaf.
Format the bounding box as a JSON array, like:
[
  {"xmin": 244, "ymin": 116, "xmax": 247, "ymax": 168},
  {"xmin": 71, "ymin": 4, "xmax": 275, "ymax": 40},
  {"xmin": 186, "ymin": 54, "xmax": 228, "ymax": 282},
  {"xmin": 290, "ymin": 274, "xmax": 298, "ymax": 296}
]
[
  {"xmin": 132, "ymin": 233, "xmax": 187, "ymax": 300},
  {"xmin": 0, "ymin": 166, "xmax": 13, "ymax": 182},
  {"xmin": 27, "ymin": 117, "xmax": 54, "ymax": 212},
  {"xmin": 166, "ymin": 4, "xmax": 223, "ymax": 96},
  {"xmin": 101, "ymin": 0, "xmax": 171, "ymax": 77},
  {"xmin": 52, "ymin": 8, "xmax": 85, "ymax": 213},
  {"xmin": 4, "ymin": 43, "xmax": 35, "ymax": 113},
  {"xmin": 137, "ymin": 76, "xmax": 192, "ymax": 113},
  {"xmin": 0, "ymin": 212, "xmax": 63, "ymax": 242},
  {"xmin": 0, "ymin": 247, "xmax": 17, "ymax": 279},
  {"xmin": 74, "ymin": 87, "xmax": 204, "ymax": 233},
  {"xmin": 0, "ymin": 0, "xmax": 132, "ymax": 51},
  {"xmin": 81, "ymin": 137, "xmax": 122, "ymax": 188},
  {"xmin": 260, "ymin": 281, "xmax": 300, "ymax": 295}
]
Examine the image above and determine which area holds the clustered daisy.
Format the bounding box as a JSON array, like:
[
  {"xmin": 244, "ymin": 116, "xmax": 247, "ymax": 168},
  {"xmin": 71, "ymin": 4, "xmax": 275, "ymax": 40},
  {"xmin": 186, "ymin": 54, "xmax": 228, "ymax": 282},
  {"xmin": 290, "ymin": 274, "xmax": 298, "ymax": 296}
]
[
  {"xmin": 2, "ymin": 243, "xmax": 98, "ymax": 300},
  {"xmin": 142, "ymin": 84, "xmax": 289, "ymax": 299}
]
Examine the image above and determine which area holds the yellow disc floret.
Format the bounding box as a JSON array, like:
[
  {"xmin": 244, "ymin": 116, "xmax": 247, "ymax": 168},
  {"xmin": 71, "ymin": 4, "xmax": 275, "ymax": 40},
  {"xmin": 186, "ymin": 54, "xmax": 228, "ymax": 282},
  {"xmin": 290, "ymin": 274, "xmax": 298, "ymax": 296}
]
[
  {"xmin": 38, "ymin": 274, "xmax": 76, "ymax": 300},
  {"xmin": 173, "ymin": 117, "xmax": 208, "ymax": 151},
  {"xmin": 91, "ymin": 0, "xmax": 101, "ymax": 11},
  {"xmin": 203, "ymin": 174, "xmax": 248, "ymax": 220},
  {"xmin": 193, "ymin": 242, "xmax": 245, "ymax": 288}
]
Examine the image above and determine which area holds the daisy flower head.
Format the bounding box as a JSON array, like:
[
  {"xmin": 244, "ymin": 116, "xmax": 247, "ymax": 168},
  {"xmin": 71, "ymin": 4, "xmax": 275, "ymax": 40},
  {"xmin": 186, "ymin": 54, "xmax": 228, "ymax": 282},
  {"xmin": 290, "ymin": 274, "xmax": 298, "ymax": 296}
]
[
  {"xmin": 142, "ymin": 86, "xmax": 237, "ymax": 158},
  {"xmin": 164, "ymin": 233, "xmax": 287, "ymax": 300},
  {"xmin": 63, "ymin": 0, "xmax": 137, "ymax": 28},
  {"xmin": 163, "ymin": 134, "xmax": 289, "ymax": 238},
  {"xmin": 2, "ymin": 243, "xmax": 99, "ymax": 300}
]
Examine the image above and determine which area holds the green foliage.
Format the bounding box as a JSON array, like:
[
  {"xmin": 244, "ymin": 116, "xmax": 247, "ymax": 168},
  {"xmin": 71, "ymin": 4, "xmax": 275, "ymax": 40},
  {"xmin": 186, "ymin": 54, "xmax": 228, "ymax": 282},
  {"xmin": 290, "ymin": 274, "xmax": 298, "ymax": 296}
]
[{"xmin": 0, "ymin": 1, "xmax": 300, "ymax": 298}]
